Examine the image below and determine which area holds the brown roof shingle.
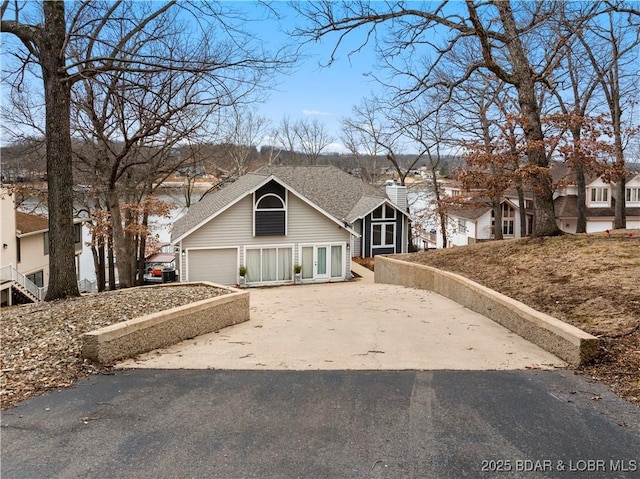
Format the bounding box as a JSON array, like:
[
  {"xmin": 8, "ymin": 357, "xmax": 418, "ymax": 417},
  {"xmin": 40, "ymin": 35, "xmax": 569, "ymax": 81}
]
[{"xmin": 15, "ymin": 211, "xmax": 48, "ymax": 236}]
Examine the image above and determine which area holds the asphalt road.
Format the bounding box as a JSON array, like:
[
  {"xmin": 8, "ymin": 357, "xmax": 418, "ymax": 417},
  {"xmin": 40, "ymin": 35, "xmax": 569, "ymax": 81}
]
[{"xmin": 2, "ymin": 369, "xmax": 639, "ymax": 478}]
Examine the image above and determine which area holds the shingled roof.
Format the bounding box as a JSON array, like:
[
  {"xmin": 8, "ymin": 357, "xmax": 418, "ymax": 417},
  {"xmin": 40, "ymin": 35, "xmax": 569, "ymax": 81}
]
[
  {"xmin": 171, "ymin": 173, "xmax": 267, "ymax": 241},
  {"xmin": 171, "ymin": 165, "xmax": 399, "ymax": 242},
  {"xmin": 257, "ymin": 165, "xmax": 389, "ymax": 222},
  {"xmin": 15, "ymin": 211, "xmax": 48, "ymax": 237}
]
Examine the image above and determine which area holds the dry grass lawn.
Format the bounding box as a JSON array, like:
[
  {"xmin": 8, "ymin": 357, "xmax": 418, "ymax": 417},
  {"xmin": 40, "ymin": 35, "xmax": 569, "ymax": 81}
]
[{"xmin": 394, "ymin": 230, "xmax": 640, "ymax": 404}]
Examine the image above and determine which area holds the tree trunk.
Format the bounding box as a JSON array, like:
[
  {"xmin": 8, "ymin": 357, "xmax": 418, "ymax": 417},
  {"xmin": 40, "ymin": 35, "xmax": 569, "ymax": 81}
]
[
  {"xmin": 575, "ymin": 163, "xmax": 587, "ymax": 234},
  {"xmin": 613, "ymin": 131, "xmax": 626, "ymax": 229},
  {"xmin": 107, "ymin": 189, "xmax": 134, "ymax": 288},
  {"xmin": 91, "ymin": 235, "xmax": 106, "ymax": 292},
  {"xmin": 107, "ymin": 235, "xmax": 116, "ymax": 290},
  {"xmin": 40, "ymin": 2, "xmax": 80, "ymax": 300},
  {"xmin": 97, "ymin": 242, "xmax": 106, "ymax": 292},
  {"xmin": 567, "ymin": 126, "xmax": 588, "ymax": 234},
  {"xmin": 136, "ymin": 211, "xmax": 150, "ymax": 286},
  {"xmin": 430, "ymin": 169, "xmax": 448, "ymax": 248},
  {"xmin": 614, "ymin": 177, "xmax": 626, "ymax": 229},
  {"xmin": 492, "ymin": 201, "xmax": 503, "ymax": 240},
  {"xmin": 494, "ymin": 1, "xmax": 560, "ymax": 238},
  {"xmin": 517, "ymin": 187, "xmax": 526, "ymax": 237}
]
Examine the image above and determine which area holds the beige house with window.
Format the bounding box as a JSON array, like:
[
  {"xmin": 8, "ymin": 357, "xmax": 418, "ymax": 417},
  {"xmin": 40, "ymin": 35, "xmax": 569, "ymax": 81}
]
[
  {"xmin": 1, "ymin": 188, "xmax": 83, "ymax": 305},
  {"xmin": 553, "ymin": 168, "xmax": 640, "ymax": 233}
]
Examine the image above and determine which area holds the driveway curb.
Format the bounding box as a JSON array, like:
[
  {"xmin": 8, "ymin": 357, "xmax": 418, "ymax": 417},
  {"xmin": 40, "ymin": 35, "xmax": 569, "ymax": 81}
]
[
  {"xmin": 375, "ymin": 256, "xmax": 599, "ymax": 366},
  {"xmin": 82, "ymin": 282, "xmax": 249, "ymax": 364}
]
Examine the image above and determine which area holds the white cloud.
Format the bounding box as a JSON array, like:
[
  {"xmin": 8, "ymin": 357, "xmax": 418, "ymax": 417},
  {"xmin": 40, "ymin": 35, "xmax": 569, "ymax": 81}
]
[
  {"xmin": 323, "ymin": 141, "xmax": 349, "ymax": 154},
  {"xmin": 302, "ymin": 109, "xmax": 332, "ymax": 116}
]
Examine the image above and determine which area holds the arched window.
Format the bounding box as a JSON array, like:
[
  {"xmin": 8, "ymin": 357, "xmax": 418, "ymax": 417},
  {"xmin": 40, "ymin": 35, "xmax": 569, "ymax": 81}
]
[
  {"xmin": 256, "ymin": 194, "xmax": 285, "ymax": 209},
  {"xmin": 254, "ymin": 187, "xmax": 287, "ymax": 236}
]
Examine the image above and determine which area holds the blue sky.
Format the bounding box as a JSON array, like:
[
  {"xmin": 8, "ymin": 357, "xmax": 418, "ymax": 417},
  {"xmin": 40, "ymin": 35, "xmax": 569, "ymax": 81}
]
[
  {"xmin": 238, "ymin": 1, "xmax": 385, "ymax": 152},
  {"xmin": 0, "ymin": 1, "xmax": 384, "ymax": 151}
]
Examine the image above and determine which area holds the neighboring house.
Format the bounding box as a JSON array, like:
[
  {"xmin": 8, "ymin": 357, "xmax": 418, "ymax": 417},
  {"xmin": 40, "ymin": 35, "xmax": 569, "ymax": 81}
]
[
  {"xmin": 438, "ymin": 164, "xmax": 640, "ymax": 248},
  {"xmin": 438, "ymin": 182, "xmax": 533, "ymax": 248},
  {"xmin": 171, "ymin": 165, "xmax": 410, "ymax": 286},
  {"xmin": 553, "ymin": 165, "xmax": 640, "ymax": 233},
  {"xmin": 1, "ymin": 188, "xmax": 84, "ymax": 305}
]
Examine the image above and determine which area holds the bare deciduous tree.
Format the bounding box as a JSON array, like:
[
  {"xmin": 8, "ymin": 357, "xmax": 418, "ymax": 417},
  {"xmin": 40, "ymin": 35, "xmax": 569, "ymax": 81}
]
[
  {"xmin": 220, "ymin": 107, "xmax": 271, "ymax": 177},
  {"xmin": 1, "ymin": 0, "xmax": 291, "ymax": 299},
  {"xmin": 294, "ymin": 0, "xmax": 608, "ymax": 237},
  {"xmin": 577, "ymin": 8, "xmax": 640, "ymax": 229},
  {"xmin": 270, "ymin": 116, "xmax": 334, "ymax": 166},
  {"xmin": 294, "ymin": 117, "xmax": 335, "ymax": 165}
]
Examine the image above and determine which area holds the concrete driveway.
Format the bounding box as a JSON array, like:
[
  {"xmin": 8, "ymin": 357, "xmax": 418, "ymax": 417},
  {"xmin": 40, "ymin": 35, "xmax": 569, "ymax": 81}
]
[{"xmin": 118, "ymin": 270, "xmax": 564, "ymax": 370}]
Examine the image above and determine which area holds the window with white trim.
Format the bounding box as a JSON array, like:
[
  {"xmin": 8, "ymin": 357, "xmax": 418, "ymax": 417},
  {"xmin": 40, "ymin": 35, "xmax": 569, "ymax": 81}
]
[
  {"xmin": 372, "ymin": 223, "xmax": 395, "ymax": 247},
  {"xmin": 245, "ymin": 246, "xmax": 292, "ymax": 283},
  {"xmin": 74, "ymin": 223, "xmax": 82, "ymax": 244},
  {"xmin": 372, "ymin": 203, "xmax": 396, "ymax": 219},
  {"xmin": 458, "ymin": 218, "xmax": 467, "ymax": 234},
  {"xmin": 254, "ymin": 192, "xmax": 286, "ymax": 236},
  {"xmin": 503, "ymin": 219, "xmax": 514, "ymax": 235},
  {"xmin": 502, "ymin": 203, "xmax": 515, "ymax": 236},
  {"xmin": 626, "ymin": 187, "xmax": 640, "ymax": 202},
  {"xmin": 590, "ymin": 187, "xmax": 609, "ymax": 203}
]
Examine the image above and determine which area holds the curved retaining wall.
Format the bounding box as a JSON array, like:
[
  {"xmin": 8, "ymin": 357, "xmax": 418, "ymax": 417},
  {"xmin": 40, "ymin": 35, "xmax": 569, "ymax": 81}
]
[
  {"xmin": 81, "ymin": 282, "xmax": 250, "ymax": 364},
  {"xmin": 375, "ymin": 256, "xmax": 599, "ymax": 366}
]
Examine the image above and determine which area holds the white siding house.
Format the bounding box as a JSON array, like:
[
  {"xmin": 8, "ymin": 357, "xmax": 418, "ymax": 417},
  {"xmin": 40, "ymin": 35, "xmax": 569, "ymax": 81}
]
[{"xmin": 437, "ymin": 164, "xmax": 640, "ymax": 248}]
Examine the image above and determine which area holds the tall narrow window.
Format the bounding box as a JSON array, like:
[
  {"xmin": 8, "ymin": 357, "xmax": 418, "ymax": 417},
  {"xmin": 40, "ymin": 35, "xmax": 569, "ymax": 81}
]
[
  {"xmin": 331, "ymin": 245, "xmax": 342, "ymax": 278},
  {"xmin": 254, "ymin": 193, "xmax": 286, "ymax": 236},
  {"xmin": 74, "ymin": 223, "xmax": 82, "ymax": 243}
]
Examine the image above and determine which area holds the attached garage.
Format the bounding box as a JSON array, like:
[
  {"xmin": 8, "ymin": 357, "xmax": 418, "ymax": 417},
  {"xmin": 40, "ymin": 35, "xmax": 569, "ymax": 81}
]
[
  {"xmin": 586, "ymin": 220, "xmax": 614, "ymax": 233},
  {"xmin": 187, "ymin": 248, "xmax": 238, "ymax": 285}
]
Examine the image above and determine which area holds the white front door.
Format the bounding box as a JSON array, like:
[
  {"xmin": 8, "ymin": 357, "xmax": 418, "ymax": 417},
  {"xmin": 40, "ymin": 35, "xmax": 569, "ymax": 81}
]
[
  {"xmin": 300, "ymin": 244, "xmax": 344, "ymax": 281},
  {"xmin": 314, "ymin": 245, "xmax": 330, "ymax": 279}
]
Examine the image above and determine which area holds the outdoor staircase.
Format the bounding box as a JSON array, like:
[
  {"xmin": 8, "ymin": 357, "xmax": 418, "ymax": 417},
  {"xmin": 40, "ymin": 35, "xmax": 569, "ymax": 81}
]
[
  {"xmin": 1, "ymin": 265, "xmax": 100, "ymax": 306},
  {"xmin": 0, "ymin": 265, "xmax": 42, "ymax": 304},
  {"xmin": 10, "ymin": 281, "xmax": 40, "ymax": 303}
]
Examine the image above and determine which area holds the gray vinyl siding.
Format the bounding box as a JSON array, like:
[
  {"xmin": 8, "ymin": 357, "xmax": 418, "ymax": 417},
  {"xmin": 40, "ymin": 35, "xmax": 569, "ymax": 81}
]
[
  {"xmin": 352, "ymin": 219, "xmax": 362, "ymax": 257},
  {"xmin": 182, "ymin": 194, "xmax": 351, "ymax": 275}
]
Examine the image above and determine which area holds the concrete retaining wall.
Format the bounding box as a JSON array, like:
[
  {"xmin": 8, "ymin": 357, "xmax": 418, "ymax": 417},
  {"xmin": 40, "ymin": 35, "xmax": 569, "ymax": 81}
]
[
  {"xmin": 375, "ymin": 256, "xmax": 599, "ymax": 366},
  {"xmin": 82, "ymin": 282, "xmax": 250, "ymax": 364}
]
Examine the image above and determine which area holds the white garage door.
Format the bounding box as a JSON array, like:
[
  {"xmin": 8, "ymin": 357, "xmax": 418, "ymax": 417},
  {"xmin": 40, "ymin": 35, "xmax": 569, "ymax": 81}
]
[
  {"xmin": 187, "ymin": 248, "xmax": 238, "ymax": 285},
  {"xmin": 586, "ymin": 221, "xmax": 614, "ymax": 233}
]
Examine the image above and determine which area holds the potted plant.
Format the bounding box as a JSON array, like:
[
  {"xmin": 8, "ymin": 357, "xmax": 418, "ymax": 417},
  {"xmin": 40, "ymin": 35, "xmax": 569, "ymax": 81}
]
[
  {"xmin": 238, "ymin": 265, "xmax": 247, "ymax": 287},
  {"xmin": 293, "ymin": 264, "xmax": 302, "ymax": 284}
]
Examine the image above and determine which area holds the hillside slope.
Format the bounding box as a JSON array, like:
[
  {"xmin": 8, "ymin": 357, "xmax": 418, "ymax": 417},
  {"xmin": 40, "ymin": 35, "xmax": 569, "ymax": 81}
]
[{"xmin": 398, "ymin": 230, "xmax": 640, "ymax": 404}]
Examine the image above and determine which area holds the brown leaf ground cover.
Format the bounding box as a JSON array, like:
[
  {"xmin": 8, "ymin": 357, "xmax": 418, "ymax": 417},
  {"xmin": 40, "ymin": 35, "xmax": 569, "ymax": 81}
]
[
  {"xmin": 395, "ymin": 230, "xmax": 640, "ymax": 405},
  {"xmin": 1, "ymin": 284, "xmax": 228, "ymax": 409}
]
